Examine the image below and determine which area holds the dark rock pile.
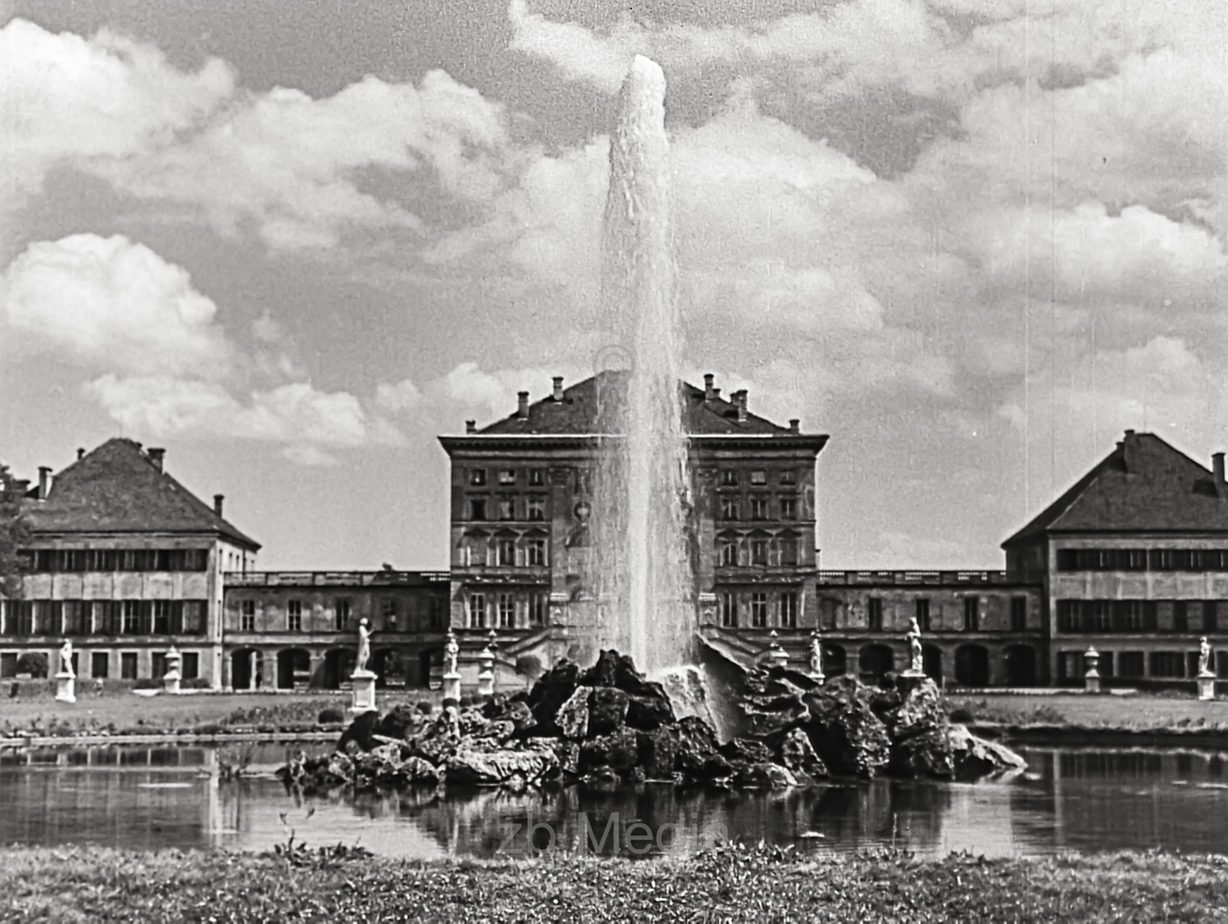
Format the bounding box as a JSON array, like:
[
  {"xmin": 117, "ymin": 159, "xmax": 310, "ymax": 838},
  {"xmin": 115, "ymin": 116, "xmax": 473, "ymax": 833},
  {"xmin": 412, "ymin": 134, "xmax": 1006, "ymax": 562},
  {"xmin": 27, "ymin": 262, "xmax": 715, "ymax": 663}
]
[{"xmin": 278, "ymin": 650, "xmax": 1024, "ymax": 795}]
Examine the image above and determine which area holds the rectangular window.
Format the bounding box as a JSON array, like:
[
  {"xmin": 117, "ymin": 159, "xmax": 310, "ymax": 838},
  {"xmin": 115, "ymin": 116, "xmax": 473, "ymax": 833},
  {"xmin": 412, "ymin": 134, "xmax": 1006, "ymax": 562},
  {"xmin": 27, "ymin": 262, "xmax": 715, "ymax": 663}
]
[
  {"xmin": 720, "ymin": 498, "xmax": 739, "ymax": 520},
  {"xmin": 750, "ymin": 497, "xmax": 768, "ymax": 520},
  {"xmin": 181, "ymin": 652, "xmax": 199, "ymax": 680},
  {"xmin": 780, "ymin": 591, "xmax": 799, "ymax": 629},
  {"xmin": 469, "ymin": 498, "xmax": 488, "ymax": 520},
  {"xmin": 750, "ymin": 470, "xmax": 767, "ymax": 485},
  {"xmin": 151, "ymin": 600, "xmax": 170, "ymax": 634},
  {"xmin": 0, "ymin": 652, "xmax": 15, "ymax": 677},
  {"xmin": 288, "ymin": 600, "xmax": 303, "ymax": 632},
  {"xmin": 497, "ymin": 499, "xmax": 515, "ymax": 521},
  {"xmin": 527, "ymin": 538, "xmax": 547, "ymax": 567},
  {"xmin": 1118, "ymin": 651, "xmax": 1145, "ymax": 678},
  {"xmin": 120, "ymin": 652, "xmax": 138, "ymax": 680},
  {"xmin": 1205, "ymin": 601, "xmax": 1220, "ymax": 633},
  {"xmin": 91, "ymin": 651, "xmax": 109, "ymax": 679},
  {"xmin": 152, "ymin": 651, "xmax": 167, "ymax": 679},
  {"xmin": 380, "ymin": 598, "xmax": 396, "ymax": 629},
  {"xmin": 751, "ymin": 537, "xmax": 768, "ymax": 566},
  {"xmin": 917, "ymin": 597, "xmax": 932, "ymax": 632},
  {"xmin": 1174, "ymin": 600, "xmax": 1190, "ymax": 633},
  {"xmin": 64, "ymin": 601, "xmax": 85, "ymax": 636},
  {"xmin": 1058, "ymin": 650, "xmax": 1083, "ymax": 682},
  {"xmin": 1010, "ymin": 596, "xmax": 1028, "ymax": 632},
  {"xmin": 751, "ymin": 593, "xmax": 769, "ymax": 628},
  {"xmin": 469, "ymin": 468, "xmax": 487, "ymax": 486},
  {"xmin": 122, "ymin": 600, "xmax": 142, "ymax": 635},
  {"xmin": 497, "ymin": 469, "xmax": 516, "ymax": 485},
  {"xmin": 868, "ymin": 597, "xmax": 883, "ymax": 632},
  {"xmin": 527, "ymin": 497, "xmax": 546, "ymax": 521},
  {"xmin": 498, "ymin": 593, "xmax": 515, "ymax": 629},
  {"xmin": 779, "ymin": 497, "xmax": 797, "ymax": 520},
  {"xmin": 779, "ymin": 469, "xmax": 797, "ymax": 485},
  {"xmin": 183, "ymin": 602, "xmax": 205, "ymax": 636},
  {"xmin": 962, "ymin": 597, "xmax": 978, "ymax": 632},
  {"xmin": 720, "ymin": 592, "xmax": 738, "ymax": 627},
  {"xmin": 779, "ymin": 535, "xmax": 799, "ymax": 567},
  {"xmin": 529, "ymin": 594, "xmax": 547, "ymax": 627},
  {"xmin": 496, "ymin": 536, "xmax": 517, "ymax": 567},
  {"xmin": 1150, "ymin": 651, "xmax": 1186, "ymax": 678},
  {"xmin": 468, "ymin": 593, "xmax": 486, "ymax": 629},
  {"xmin": 719, "ymin": 538, "xmax": 739, "ymax": 567},
  {"xmin": 1056, "ymin": 599, "xmax": 1159, "ymax": 633},
  {"xmin": 429, "ymin": 596, "xmax": 446, "ymax": 630},
  {"xmin": 528, "ymin": 469, "xmax": 545, "ymax": 487},
  {"xmin": 241, "ymin": 600, "xmax": 255, "ymax": 632},
  {"xmin": 720, "ymin": 469, "xmax": 738, "ymax": 487},
  {"xmin": 334, "ymin": 598, "xmax": 351, "ymax": 631}
]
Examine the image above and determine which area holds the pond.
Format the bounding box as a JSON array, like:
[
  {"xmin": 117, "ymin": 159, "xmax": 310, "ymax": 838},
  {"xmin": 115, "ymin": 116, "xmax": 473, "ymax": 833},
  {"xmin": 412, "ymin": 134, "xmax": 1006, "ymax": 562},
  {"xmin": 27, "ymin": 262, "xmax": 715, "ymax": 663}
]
[{"xmin": 2, "ymin": 743, "xmax": 1228, "ymax": 859}]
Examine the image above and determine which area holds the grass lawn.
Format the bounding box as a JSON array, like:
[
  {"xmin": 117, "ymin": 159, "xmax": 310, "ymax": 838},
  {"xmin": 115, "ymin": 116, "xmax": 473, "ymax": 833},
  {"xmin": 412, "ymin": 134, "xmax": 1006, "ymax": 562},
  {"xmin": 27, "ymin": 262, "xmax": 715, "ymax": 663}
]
[
  {"xmin": 1, "ymin": 844, "xmax": 1225, "ymax": 922},
  {"xmin": 945, "ymin": 691, "xmax": 1228, "ymax": 730}
]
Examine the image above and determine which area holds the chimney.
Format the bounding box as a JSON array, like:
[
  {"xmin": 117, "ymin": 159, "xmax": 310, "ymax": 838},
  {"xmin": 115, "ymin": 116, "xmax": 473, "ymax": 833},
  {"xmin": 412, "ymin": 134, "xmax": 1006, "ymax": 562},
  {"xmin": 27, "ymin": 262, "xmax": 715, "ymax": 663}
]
[
  {"xmin": 703, "ymin": 373, "xmax": 715, "ymax": 400},
  {"xmin": 76, "ymin": 447, "xmax": 85, "ymax": 461},
  {"xmin": 789, "ymin": 418, "xmax": 800, "ymax": 433},
  {"xmin": 37, "ymin": 466, "xmax": 51, "ymax": 500},
  {"xmin": 148, "ymin": 447, "xmax": 165, "ymax": 471},
  {"xmin": 12, "ymin": 478, "xmax": 31, "ymax": 498},
  {"xmin": 734, "ymin": 390, "xmax": 748, "ymax": 423},
  {"xmin": 1214, "ymin": 452, "xmax": 1225, "ymax": 494},
  {"xmin": 517, "ymin": 391, "xmax": 530, "ymax": 418},
  {"xmin": 552, "ymin": 376, "xmax": 564, "ymax": 401},
  {"xmin": 711, "ymin": 387, "xmax": 721, "ymax": 400},
  {"xmin": 1121, "ymin": 429, "xmax": 1138, "ymax": 474},
  {"xmin": 213, "ymin": 494, "xmax": 224, "ymax": 517},
  {"xmin": 465, "ymin": 420, "xmax": 476, "ymax": 434}
]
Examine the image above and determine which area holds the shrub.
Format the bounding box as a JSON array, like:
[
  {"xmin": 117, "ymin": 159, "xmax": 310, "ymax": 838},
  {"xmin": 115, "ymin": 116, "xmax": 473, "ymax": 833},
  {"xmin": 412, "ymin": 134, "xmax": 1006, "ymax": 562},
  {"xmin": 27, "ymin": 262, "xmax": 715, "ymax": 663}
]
[
  {"xmin": 416, "ymin": 700, "xmax": 434, "ymax": 715},
  {"xmin": 16, "ymin": 652, "xmax": 48, "ymax": 678},
  {"xmin": 183, "ymin": 677, "xmax": 212, "ymax": 690},
  {"xmin": 516, "ymin": 654, "xmax": 543, "ymax": 681},
  {"xmin": 317, "ymin": 707, "xmax": 344, "ymax": 725},
  {"xmin": 133, "ymin": 678, "xmax": 161, "ymax": 690},
  {"xmin": 949, "ymin": 706, "xmax": 976, "ymax": 724}
]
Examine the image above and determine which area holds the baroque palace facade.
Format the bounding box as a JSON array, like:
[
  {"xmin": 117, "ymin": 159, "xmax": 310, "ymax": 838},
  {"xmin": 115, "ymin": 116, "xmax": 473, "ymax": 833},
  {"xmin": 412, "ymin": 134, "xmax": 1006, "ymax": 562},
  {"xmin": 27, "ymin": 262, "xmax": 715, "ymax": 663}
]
[{"xmin": 3, "ymin": 382, "xmax": 1228, "ymax": 691}]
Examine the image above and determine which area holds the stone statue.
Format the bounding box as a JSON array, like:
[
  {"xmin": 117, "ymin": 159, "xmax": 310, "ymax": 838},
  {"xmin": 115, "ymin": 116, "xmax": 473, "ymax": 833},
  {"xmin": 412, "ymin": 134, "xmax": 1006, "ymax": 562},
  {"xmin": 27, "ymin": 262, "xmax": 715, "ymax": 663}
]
[
  {"xmin": 59, "ymin": 639, "xmax": 74, "ymax": 678},
  {"xmin": 809, "ymin": 629, "xmax": 823, "ymax": 676},
  {"xmin": 356, "ymin": 618, "xmax": 371, "ymax": 673},
  {"xmin": 908, "ymin": 617, "xmax": 923, "ymax": 674},
  {"xmin": 1200, "ymin": 636, "xmax": 1213, "ymax": 676},
  {"xmin": 445, "ymin": 629, "xmax": 460, "ymax": 675}
]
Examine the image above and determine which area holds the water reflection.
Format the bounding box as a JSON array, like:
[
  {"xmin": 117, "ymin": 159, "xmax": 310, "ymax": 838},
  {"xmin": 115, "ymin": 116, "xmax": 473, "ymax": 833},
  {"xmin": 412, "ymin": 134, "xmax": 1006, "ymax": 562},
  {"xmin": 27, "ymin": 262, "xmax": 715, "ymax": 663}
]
[{"xmin": 4, "ymin": 744, "xmax": 1228, "ymax": 858}]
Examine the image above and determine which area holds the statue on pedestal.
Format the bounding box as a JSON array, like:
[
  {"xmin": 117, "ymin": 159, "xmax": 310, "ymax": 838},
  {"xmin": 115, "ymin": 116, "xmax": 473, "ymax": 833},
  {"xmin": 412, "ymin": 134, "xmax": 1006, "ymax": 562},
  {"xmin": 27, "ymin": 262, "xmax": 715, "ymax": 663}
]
[
  {"xmin": 59, "ymin": 639, "xmax": 75, "ymax": 678},
  {"xmin": 445, "ymin": 629, "xmax": 460, "ymax": 676},
  {"xmin": 1200, "ymin": 636, "xmax": 1213, "ymax": 676},
  {"xmin": 809, "ymin": 629, "xmax": 824, "ymax": 680},
  {"xmin": 356, "ymin": 618, "xmax": 371, "ymax": 673},
  {"xmin": 907, "ymin": 617, "xmax": 923, "ymax": 675}
]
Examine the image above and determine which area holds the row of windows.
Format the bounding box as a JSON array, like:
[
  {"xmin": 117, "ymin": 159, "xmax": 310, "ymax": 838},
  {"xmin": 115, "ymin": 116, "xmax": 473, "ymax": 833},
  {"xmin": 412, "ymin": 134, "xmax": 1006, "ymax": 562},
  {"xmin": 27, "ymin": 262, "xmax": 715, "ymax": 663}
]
[
  {"xmin": 467, "ymin": 496, "xmax": 548, "ymax": 522},
  {"xmin": 718, "ymin": 496, "xmax": 800, "ymax": 521},
  {"xmin": 718, "ymin": 533, "xmax": 801, "ymax": 568},
  {"xmin": 1056, "ymin": 548, "xmax": 1228, "ymax": 572},
  {"xmin": 469, "ymin": 468, "xmax": 548, "ymax": 488},
  {"xmin": 459, "ymin": 533, "xmax": 549, "ymax": 568},
  {"xmin": 466, "ymin": 467, "xmax": 802, "ymax": 490},
  {"xmin": 235, "ymin": 597, "xmax": 447, "ymax": 633},
  {"xmin": 0, "ymin": 600, "xmax": 207, "ymax": 638},
  {"xmin": 466, "ymin": 592, "xmax": 548, "ymax": 629},
  {"xmin": 719, "ymin": 590, "xmax": 801, "ymax": 629},
  {"xmin": 0, "ymin": 650, "xmax": 200, "ymax": 680},
  {"xmin": 1056, "ymin": 599, "xmax": 1224, "ymax": 633},
  {"xmin": 719, "ymin": 469, "xmax": 798, "ymax": 487},
  {"xmin": 864, "ymin": 596, "xmax": 1029, "ymax": 633},
  {"xmin": 20, "ymin": 548, "xmax": 210, "ymax": 573},
  {"xmin": 1057, "ymin": 649, "xmax": 1222, "ymax": 681}
]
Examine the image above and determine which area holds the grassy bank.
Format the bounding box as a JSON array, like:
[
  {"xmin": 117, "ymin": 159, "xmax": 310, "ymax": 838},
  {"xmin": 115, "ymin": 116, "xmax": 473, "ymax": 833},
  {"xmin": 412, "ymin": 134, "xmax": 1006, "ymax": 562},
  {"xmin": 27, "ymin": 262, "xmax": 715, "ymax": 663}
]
[
  {"xmin": 1, "ymin": 844, "xmax": 1225, "ymax": 922},
  {"xmin": 945, "ymin": 692, "xmax": 1228, "ymax": 732}
]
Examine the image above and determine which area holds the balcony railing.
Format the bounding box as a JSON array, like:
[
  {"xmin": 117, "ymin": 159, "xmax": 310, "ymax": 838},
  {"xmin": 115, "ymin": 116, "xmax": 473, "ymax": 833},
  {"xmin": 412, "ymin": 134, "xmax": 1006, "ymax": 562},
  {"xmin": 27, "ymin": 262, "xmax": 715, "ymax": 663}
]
[
  {"xmin": 816, "ymin": 570, "xmax": 1017, "ymax": 586},
  {"xmin": 223, "ymin": 571, "xmax": 451, "ymax": 588}
]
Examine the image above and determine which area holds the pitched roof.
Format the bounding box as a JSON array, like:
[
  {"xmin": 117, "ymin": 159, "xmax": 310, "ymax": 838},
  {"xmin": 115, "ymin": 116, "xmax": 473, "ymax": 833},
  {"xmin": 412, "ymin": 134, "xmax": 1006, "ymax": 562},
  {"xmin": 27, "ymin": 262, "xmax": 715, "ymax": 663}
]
[
  {"xmin": 1002, "ymin": 431, "xmax": 1228, "ymax": 546},
  {"xmin": 22, "ymin": 439, "xmax": 260, "ymax": 549},
  {"xmin": 476, "ymin": 371, "xmax": 797, "ymax": 436}
]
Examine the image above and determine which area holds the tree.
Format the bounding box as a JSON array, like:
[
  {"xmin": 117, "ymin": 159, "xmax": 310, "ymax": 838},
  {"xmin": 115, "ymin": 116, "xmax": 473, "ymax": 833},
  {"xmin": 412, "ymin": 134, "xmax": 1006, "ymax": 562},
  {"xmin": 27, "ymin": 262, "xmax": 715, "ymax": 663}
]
[{"xmin": 0, "ymin": 464, "xmax": 31, "ymax": 599}]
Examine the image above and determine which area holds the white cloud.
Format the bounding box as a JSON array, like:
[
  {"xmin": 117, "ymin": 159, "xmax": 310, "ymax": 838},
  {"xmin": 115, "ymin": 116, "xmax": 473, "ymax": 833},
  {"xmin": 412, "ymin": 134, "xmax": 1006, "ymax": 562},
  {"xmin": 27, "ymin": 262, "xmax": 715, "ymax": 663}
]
[
  {"xmin": 375, "ymin": 378, "xmax": 424, "ymax": 415},
  {"xmin": 0, "ymin": 234, "xmax": 234, "ymax": 377}
]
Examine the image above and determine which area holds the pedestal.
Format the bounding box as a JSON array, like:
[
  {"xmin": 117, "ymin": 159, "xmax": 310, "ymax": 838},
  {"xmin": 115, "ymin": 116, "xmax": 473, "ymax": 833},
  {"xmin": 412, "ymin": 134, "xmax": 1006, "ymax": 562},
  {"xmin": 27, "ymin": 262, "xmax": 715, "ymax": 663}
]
[
  {"xmin": 349, "ymin": 669, "xmax": 377, "ymax": 714},
  {"xmin": 54, "ymin": 671, "xmax": 76, "ymax": 704},
  {"xmin": 1198, "ymin": 673, "xmax": 1216, "ymax": 701},
  {"xmin": 1084, "ymin": 670, "xmax": 1100, "ymax": 694},
  {"xmin": 476, "ymin": 668, "xmax": 494, "ymax": 700},
  {"xmin": 442, "ymin": 670, "xmax": 462, "ymax": 710},
  {"xmin": 163, "ymin": 670, "xmax": 181, "ymax": 696}
]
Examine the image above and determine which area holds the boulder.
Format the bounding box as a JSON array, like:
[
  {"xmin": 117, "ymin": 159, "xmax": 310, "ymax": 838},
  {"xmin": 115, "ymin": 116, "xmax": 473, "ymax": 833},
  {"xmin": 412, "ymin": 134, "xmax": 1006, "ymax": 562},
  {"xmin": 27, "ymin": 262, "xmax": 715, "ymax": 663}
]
[
  {"xmin": 720, "ymin": 737, "xmax": 773, "ymax": 765},
  {"xmin": 636, "ymin": 726, "xmax": 678, "ymax": 780},
  {"xmin": 336, "ymin": 710, "xmax": 381, "ymax": 753},
  {"xmin": 375, "ymin": 704, "xmax": 424, "ymax": 741},
  {"xmin": 555, "ymin": 686, "xmax": 592, "ymax": 739},
  {"xmin": 733, "ymin": 762, "xmax": 798, "ymax": 789},
  {"xmin": 776, "ymin": 727, "xmax": 828, "ymax": 780},
  {"xmin": 445, "ymin": 743, "xmax": 559, "ymax": 787},
  {"xmin": 528, "ymin": 659, "xmax": 581, "ymax": 732},
  {"xmin": 674, "ymin": 715, "xmax": 721, "ymax": 777},
  {"xmin": 884, "ymin": 679, "xmax": 953, "ymax": 778},
  {"xmin": 625, "ymin": 686, "xmax": 676, "ymax": 730},
  {"xmin": 801, "ymin": 675, "xmax": 891, "ymax": 779},
  {"xmin": 580, "ymin": 726, "xmax": 640, "ymax": 776},
  {"xmin": 949, "ymin": 725, "xmax": 1027, "ymax": 780},
  {"xmin": 740, "ymin": 690, "xmax": 811, "ymax": 737},
  {"xmin": 581, "ymin": 650, "xmax": 620, "ymax": 688},
  {"xmin": 503, "ymin": 699, "xmax": 537, "ymax": 735},
  {"xmin": 587, "ymin": 687, "xmax": 630, "ymax": 735}
]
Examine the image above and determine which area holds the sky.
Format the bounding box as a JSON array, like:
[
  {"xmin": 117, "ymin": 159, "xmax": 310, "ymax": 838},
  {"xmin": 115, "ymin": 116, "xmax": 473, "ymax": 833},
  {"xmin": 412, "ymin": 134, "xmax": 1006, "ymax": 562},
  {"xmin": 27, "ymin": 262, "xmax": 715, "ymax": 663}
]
[{"xmin": 2, "ymin": 0, "xmax": 1226, "ymax": 571}]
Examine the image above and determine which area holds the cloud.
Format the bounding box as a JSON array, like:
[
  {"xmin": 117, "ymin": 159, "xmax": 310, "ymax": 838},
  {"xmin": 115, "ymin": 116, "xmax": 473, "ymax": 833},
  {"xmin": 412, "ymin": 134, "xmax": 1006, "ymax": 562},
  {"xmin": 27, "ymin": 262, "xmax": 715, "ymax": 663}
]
[
  {"xmin": 375, "ymin": 378, "xmax": 424, "ymax": 415},
  {"xmin": 0, "ymin": 17, "xmax": 233, "ymax": 216},
  {"xmin": 0, "ymin": 234, "xmax": 234, "ymax": 377}
]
